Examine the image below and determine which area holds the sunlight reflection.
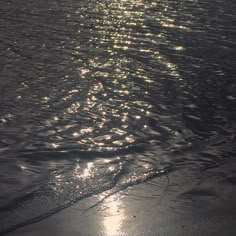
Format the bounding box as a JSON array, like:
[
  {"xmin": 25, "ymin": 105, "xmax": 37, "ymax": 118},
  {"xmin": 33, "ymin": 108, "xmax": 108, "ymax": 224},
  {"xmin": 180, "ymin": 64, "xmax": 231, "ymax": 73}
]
[
  {"xmin": 100, "ymin": 193, "xmax": 125, "ymax": 236},
  {"xmin": 59, "ymin": 0, "xmax": 185, "ymax": 151},
  {"xmin": 74, "ymin": 162, "xmax": 94, "ymax": 179}
]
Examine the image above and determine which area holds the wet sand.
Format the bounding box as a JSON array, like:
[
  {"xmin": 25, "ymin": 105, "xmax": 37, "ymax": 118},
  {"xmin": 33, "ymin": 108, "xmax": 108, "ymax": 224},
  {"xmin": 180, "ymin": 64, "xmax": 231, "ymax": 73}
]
[{"xmin": 8, "ymin": 158, "xmax": 236, "ymax": 236}]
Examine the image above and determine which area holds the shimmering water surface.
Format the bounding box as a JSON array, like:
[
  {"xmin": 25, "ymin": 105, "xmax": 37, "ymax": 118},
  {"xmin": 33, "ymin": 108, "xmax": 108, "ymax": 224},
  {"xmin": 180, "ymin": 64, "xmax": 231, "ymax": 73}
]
[{"xmin": 0, "ymin": 0, "xmax": 236, "ymax": 234}]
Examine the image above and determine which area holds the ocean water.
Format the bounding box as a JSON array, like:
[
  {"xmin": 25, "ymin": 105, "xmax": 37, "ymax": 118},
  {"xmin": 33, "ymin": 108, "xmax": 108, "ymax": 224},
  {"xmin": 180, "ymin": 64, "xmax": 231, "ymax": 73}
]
[{"xmin": 0, "ymin": 0, "xmax": 236, "ymax": 234}]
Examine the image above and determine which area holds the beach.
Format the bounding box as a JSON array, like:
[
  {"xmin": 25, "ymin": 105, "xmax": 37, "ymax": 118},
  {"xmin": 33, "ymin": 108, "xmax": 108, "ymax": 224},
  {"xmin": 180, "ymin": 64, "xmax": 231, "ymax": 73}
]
[
  {"xmin": 1, "ymin": 0, "xmax": 236, "ymax": 235},
  {"xmin": 8, "ymin": 157, "xmax": 236, "ymax": 236}
]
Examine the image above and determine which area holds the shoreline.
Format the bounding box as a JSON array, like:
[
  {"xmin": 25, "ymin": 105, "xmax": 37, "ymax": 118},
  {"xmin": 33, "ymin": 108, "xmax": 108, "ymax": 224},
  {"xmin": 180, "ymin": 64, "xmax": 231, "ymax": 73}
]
[{"xmin": 8, "ymin": 159, "xmax": 236, "ymax": 236}]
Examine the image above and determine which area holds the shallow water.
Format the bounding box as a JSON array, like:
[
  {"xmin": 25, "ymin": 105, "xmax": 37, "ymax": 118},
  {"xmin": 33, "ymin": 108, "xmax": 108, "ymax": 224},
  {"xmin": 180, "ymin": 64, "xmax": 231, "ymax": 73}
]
[{"xmin": 0, "ymin": 0, "xmax": 236, "ymax": 234}]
